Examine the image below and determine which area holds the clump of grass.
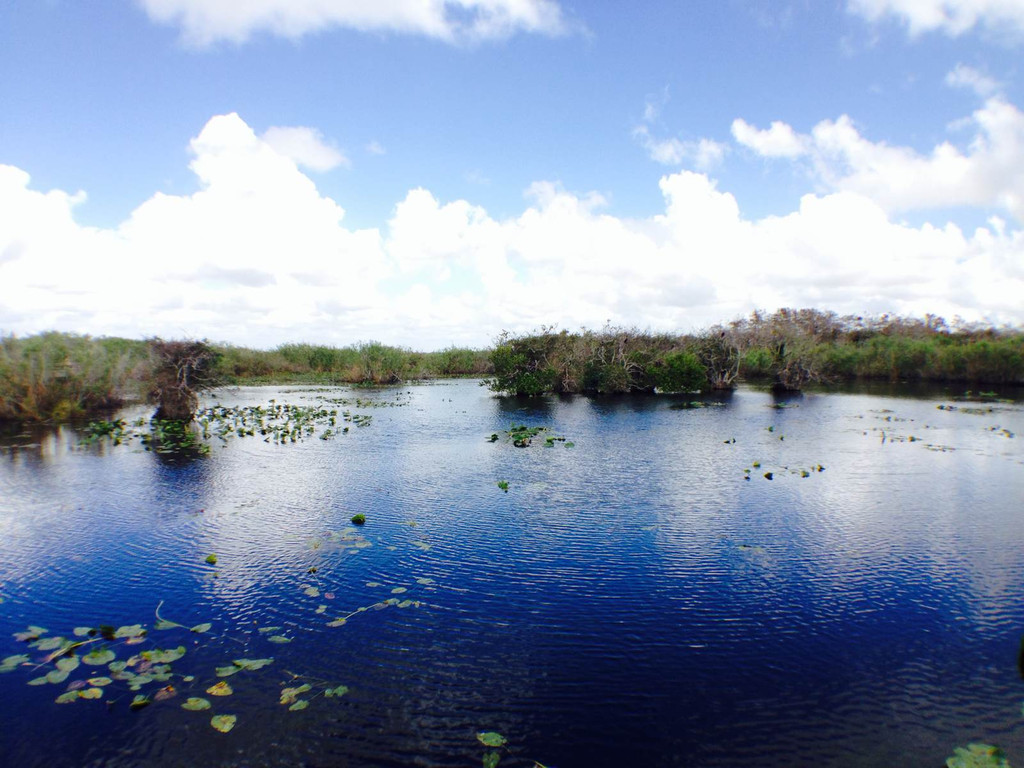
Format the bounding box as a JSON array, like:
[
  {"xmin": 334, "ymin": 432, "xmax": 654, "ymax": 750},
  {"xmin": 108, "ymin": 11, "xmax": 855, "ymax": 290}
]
[{"xmin": 0, "ymin": 332, "xmax": 149, "ymax": 422}]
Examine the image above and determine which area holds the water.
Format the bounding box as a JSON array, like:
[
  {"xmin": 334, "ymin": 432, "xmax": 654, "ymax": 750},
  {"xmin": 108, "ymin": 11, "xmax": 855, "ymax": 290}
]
[{"xmin": 1, "ymin": 381, "xmax": 1023, "ymax": 767}]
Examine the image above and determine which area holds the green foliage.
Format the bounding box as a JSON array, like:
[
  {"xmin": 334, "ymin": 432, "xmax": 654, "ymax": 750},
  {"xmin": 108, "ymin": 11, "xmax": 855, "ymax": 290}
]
[
  {"xmin": 945, "ymin": 744, "xmax": 1011, "ymax": 768},
  {"xmin": 0, "ymin": 332, "xmax": 149, "ymax": 421}
]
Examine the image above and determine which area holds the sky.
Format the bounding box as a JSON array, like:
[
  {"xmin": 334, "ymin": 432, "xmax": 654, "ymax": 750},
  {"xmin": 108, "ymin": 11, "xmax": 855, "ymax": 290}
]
[{"xmin": 2, "ymin": 0, "xmax": 1024, "ymax": 350}]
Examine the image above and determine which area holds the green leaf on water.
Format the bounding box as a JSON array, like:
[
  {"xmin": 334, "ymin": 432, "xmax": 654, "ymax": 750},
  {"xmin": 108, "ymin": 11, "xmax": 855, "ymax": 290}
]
[
  {"xmin": 233, "ymin": 658, "xmax": 273, "ymax": 671},
  {"xmin": 288, "ymin": 700, "xmax": 309, "ymax": 711},
  {"xmin": 267, "ymin": 636, "xmax": 291, "ymax": 644},
  {"xmin": 33, "ymin": 636, "xmax": 67, "ymax": 652},
  {"xmin": 0, "ymin": 654, "xmax": 29, "ymax": 671},
  {"xmin": 27, "ymin": 676, "xmax": 49, "ymax": 686},
  {"xmin": 324, "ymin": 685, "xmax": 349, "ymax": 698},
  {"xmin": 182, "ymin": 697, "xmax": 212, "ymax": 711},
  {"xmin": 45, "ymin": 668, "xmax": 70, "ymax": 685},
  {"xmin": 82, "ymin": 649, "xmax": 116, "ymax": 666},
  {"xmin": 190, "ymin": 623, "xmax": 212, "ymax": 634},
  {"xmin": 215, "ymin": 665, "xmax": 242, "ymax": 678},
  {"xmin": 142, "ymin": 646, "xmax": 186, "ymax": 664},
  {"xmin": 477, "ymin": 732, "xmax": 507, "ymax": 748},
  {"xmin": 79, "ymin": 687, "xmax": 103, "ymax": 700},
  {"xmin": 483, "ymin": 752, "xmax": 501, "ymax": 768},
  {"xmin": 391, "ymin": 587, "xmax": 407, "ymax": 594},
  {"xmin": 303, "ymin": 587, "xmax": 320, "ymax": 598},
  {"xmin": 154, "ymin": 619, "xmax": 178, "ymax": 631},
  {"xmin": 206, "ymin": 681, "xmax": 233, "ymax": 696},
  {"xmin": 946, "ymin": 744, "xmax": 1010, "ymax": 768},
  {"xmin": 415, "ymin": 578, "xmax": 435, "ymax": 586},
  {"xmin": 315, "ymin": 605, "xmax": 327, "ymax": 615},
  {"xmin": 257, "ymin": 626, "xmax": 281, "ymax": 634},
  {"xmin": 210, "ymin": 714, "xmax": 237, "ymax": 733},
  {"xmin": 87, "ymin": 677, "xmax": 113, "ymax": 687},
  {"xmin": 279, "ymin": 684, "xmax": 311, "ymax": 705},
  {"xmin": 114, "ymin": 625, "xmax": 147, "ymax": 639},
  {"xmin": 55, "ymin": 656, "xmax": 80, "ymax": 673},
  {"xmin": 129, "ymin": 694, "xmax": 151, "ymax": 711},
  {"xmin": 326, "ymin": 618, "xmax": 347, "ymax": 627},
  {"xmin": 72, "ymin": 627, "xmax": 93, "ymax": 637},
  {"xmin": 14, "ymin": 626, "xmax": 47, "ymax": 642},
  {"xmin": 205, "ymin": 554, "xmax": 218, "ymax": 565},
  {"xmin": 55, "ymin": 691, "xmax": 81, "ymax": 704},
  {"xmin": 108, "ymin": 661, "xmax": 127, "ymax": 673}
]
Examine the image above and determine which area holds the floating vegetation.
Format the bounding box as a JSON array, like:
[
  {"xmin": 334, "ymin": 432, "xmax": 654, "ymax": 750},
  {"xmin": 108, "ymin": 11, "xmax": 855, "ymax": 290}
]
[
  {"xmin": 744, "ymin": 463, "xmax": 824, "ymax": 481},
  {"xmin": 945, "ymin": 743, "xmax": 1010, "ymax": 768},
  {"xmin": 669, "ymin": 400, "xmax": 724, "ymax": 410},
  {"xmin": 938, "ymin": 404, "xmax": 994, "ymax": 415},
  {"xmin": 79, "ymin": 400, "xmax": 376, "ymax": 457},
  {"xmin": 350, "ymin": 514, "xmax": 366, "ymax": 525},
  {"xmin": 491, "ymin": 423, "xmax": 571, "ymax": 448},
  {"xmin": 497, "ymin": 480, "xmax": 509, "ymax": 492}
]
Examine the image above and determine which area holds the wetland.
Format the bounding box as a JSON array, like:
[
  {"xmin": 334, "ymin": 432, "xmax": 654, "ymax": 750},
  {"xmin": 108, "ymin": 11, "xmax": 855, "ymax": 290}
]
[{"xmin": 1, "ymin": 380, "xmax": 1023, "ymax": 767}]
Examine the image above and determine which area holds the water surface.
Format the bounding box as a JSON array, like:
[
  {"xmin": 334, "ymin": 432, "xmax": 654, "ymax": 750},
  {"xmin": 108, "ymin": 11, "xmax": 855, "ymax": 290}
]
[{"xmin": 1, "ymin": 381, "xmax": 1022, "ymax": 767}]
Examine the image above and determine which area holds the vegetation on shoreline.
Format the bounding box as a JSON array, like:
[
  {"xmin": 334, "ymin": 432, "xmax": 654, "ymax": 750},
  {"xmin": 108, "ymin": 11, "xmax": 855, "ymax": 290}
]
[
  {"xmin": 487, "ymin": 310, "xmax": 1024, "ymax": 395},
  {"xmin": 2, "ymin": 309, "xmax": 1022, "ymax": 421}
]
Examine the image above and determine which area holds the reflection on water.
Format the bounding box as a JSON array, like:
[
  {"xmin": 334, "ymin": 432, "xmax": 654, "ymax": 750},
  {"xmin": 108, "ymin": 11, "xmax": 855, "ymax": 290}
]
[{"xmin": 1, "ymin": 381, "xmax": 1023, "ymax": 768}]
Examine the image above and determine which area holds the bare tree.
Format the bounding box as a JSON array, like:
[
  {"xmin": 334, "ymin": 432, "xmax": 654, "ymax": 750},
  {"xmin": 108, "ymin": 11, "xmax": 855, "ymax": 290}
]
[{"xmin": 148, "ymin": 339, "xmax": 219, "ymax": 421}]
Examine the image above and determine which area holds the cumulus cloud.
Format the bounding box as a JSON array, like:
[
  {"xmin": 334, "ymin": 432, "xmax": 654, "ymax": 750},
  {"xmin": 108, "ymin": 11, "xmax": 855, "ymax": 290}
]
[
  {"xmin": 137, "ymin": 0, "xmax": 569, "ymax": 46},
  {"xmin": 731, "ymin": 118, "xmax": 809, "ymax": 158},
  {"xmin": 1, "ymin": 113, "xmax": 1022, "ymax": 349},
  {"xmin": 261, "ymin": 126, "xmax": 348, "ymax": 172},
  {"xmin": 945, "ymin": 64, "xmax": 1003, "ymax": 97},
  {"xmin": 633, "ymin": 126, "xmax": 728, "ymax": 170},
  {"xmin": 847, "ymin": 0, "xmax": 1024, "ymax": 37},
  {"xmin": 732, "ymin": 97, "xmax": 1024, "ymax": 221}
]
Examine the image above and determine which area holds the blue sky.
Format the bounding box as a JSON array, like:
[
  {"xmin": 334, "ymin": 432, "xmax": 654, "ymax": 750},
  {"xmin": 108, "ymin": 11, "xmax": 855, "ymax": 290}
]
[{"xmin": 2, "ymin": 0, "xmax": 1023, "ymax": 349}]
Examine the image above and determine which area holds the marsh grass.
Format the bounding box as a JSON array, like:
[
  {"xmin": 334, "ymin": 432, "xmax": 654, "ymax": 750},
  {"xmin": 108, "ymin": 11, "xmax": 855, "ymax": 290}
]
[{"xmin": 0, "ymin": 333, "xmax": 150, "ymax": 421}]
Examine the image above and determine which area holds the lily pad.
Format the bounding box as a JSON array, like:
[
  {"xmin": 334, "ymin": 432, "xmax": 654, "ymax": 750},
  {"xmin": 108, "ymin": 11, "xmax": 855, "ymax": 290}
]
[
  {"xmin": 215, "ymin": 665, "xmax": 243, "ymax": 677},
  {"xmin": 288, "ymin": 700, "xmax": 309, "ymax": 711},
  {"xmin": 303, "ymin": 587, "xmax": 320, "ymax": 598},
  {"xmin": 210, "ymin": 714, "xmax": 237, "ymax": 733},
  {"xmin": 73, "ymin": 627, "xmax": 94, "ymax": 637},
  {"xmin": 0, "ymin": 654, "xmax": 29, "ymax": 672},
  {"xmin": 205, "ymin": 554, "xmax": 218, "ymax": 565},
  {"xmin": 233, "ymin": 658, "xmax": 274, "ymax": 671},
  {"xmin": 190, "ymin": 623, "xmax": 212, "ymax": 634},
  {"xmin": 129, "ymin": 694, "xmax": 151, "ymax": 711},
  {"xmin": 56, "ymin": 657, "xmax": 80, "ymax": 673},
  {"xmin": 33, "ymin": 636, "xmax": 68, "ymax": 652},
  {"xmin": 477, "ymin": 732, "xmax": 508, "ymax": 748},
  {"xmin": 946, "ymin": 744, "xmax": 1010, "ymax": 768},
  {"xmin": 391, "ymin": 587, "xmax": 407, "ymax": 594},
  {"xmin": 55, "ymin": 691, "xmax": 81, "ymax": 704},
  {"xmin": 114, "ymin": 625, "xmax": 147, "ymax": 640},
  {"xmin": 79, "ymin": 687, "xmax": 103, "ymax": 700},
  {"xmin": 483, "ymin": 752, "xmax": 501, "ymax": 768},
  {"xmin": 279, "ymin": 684, "xmax": 311, "ymax": 705},
  {"xmin": 267, "ymin": 636, "xmax": 292, "ymax": 644},
  {"xmin": 206, "ymin": 681, "xmax": 233, "ymax": 696},
  {"xmin": 82, "ymin": 649, "xmax": 116, "ymax": 666},
  {"xmin": 14, "ymin": 625, "xmax": 47, "ymax": 642},
  {"xmin": 324, "ymin": 685, "xmax": 349, "ymax": 697},
  {"xmin": 154, "ymin": 619, "xmax": 178, "ymax": 631},
  {"xmin": 182, "ymin": 697, "xmax": 212, "ymax": 711},
  {"xmin": 87, "ymin": 677, "xmax": 113, "ymax": 687},
  {"xmin": 141, "ymin": 646, "xmax": 186, "ymax": 664},
  {"xmin": 45, "ymin": 668, "xmax": 70, "ymax": 685}
]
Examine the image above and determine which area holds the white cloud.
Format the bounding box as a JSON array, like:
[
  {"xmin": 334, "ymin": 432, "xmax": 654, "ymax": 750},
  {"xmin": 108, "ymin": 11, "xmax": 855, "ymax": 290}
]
[
  {"xmin": 261, "ymin": 126, "xmax": 348, "ymax": 172},
  {"xmin": 1, "ymin": 113, "xmax": 1022, "ymax": 349},
  {"xmin": 731, "ymin": 98, "xmax": 1024, "ymax": 221},
  {"xmin": 847, "ymin": 0, "xmax": 1024, "ymax": 37},
  {"xmin": 137, "ymin": 0, "xmax": 569, "ymax": 46},
  {"xmin": 365, "ymin": 140, "xmax": 387, "ymax": 156},
  {"xmin": 633, "ymin": 126, "xmax": 728, "ymax": 170},
  {"xmin": 945, "ymin": 64, "xmax": 1002, "ymax": 97},
  {"xmin": 731, "ymin": 118, "xmax": 809, "ymax": 158}
]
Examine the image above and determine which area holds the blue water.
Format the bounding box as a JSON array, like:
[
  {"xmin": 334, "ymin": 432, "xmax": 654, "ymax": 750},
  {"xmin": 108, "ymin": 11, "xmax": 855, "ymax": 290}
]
[{"xmin": 1, "ymin": 381, "xmax": 1023, "ymax": 767}]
